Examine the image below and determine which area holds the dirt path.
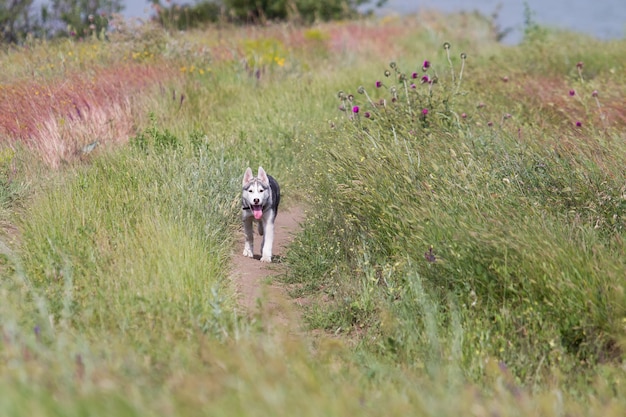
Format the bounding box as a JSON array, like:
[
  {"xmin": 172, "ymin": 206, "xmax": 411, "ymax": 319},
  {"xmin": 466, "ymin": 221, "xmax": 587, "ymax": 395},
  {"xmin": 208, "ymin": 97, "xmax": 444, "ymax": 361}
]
[{"xmin": 231, "ymin": 205, "xmax": 305, "ymax": 333}]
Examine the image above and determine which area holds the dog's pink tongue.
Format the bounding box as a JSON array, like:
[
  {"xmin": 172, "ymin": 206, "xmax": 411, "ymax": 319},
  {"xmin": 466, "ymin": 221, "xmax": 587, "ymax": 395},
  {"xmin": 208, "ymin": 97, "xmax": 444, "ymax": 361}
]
[{"xmin": 253, "ymin": 207, "xmax": 263, "ymax": 219}]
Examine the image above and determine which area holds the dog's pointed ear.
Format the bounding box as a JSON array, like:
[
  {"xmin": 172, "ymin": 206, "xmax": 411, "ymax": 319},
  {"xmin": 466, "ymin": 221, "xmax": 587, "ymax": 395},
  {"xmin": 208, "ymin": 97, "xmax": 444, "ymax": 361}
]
[
  {"xmin": 257, "ymin": 166, "xmax": 269, "ymax": 184},
  {"xmin": 243, "ymin": 167, "xmax": 254, "ymax": 185}
]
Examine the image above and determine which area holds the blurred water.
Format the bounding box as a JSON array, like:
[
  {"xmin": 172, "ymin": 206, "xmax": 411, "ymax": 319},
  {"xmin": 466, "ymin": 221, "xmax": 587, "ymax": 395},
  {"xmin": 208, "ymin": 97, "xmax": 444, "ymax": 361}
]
[{"xmin": 381, "ymin": 0, "xmax": 626, "ymax": 44}]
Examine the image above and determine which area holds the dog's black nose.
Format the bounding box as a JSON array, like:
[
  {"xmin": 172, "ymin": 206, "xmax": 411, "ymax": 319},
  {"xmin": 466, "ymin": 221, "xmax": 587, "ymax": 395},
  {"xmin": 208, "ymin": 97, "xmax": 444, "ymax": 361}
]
[{"xmin": 253, "ymin": 198, "xmax": 260, "ymax": 204}]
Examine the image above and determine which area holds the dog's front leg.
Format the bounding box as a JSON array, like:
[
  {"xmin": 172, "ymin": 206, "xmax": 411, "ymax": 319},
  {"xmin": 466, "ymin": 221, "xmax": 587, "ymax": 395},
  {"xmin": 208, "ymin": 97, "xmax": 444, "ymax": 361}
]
[
  {"xmin": 242, "ymin": 216, "xmax": 254, "ymax": 258},
  {"xmin": 260, "ymin": 218, "xmax": 274, "ymax": 263}
]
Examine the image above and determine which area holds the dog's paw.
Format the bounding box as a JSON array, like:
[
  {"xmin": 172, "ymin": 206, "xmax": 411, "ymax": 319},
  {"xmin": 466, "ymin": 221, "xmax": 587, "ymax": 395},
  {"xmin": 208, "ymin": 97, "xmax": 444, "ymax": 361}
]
[
  {"xmin": 243, "ymin": 248, "xmax": 254, "ymax": 258},
  {"xmin": 260, "ymin": 255, "xmax": 272, "ymax": 263}
]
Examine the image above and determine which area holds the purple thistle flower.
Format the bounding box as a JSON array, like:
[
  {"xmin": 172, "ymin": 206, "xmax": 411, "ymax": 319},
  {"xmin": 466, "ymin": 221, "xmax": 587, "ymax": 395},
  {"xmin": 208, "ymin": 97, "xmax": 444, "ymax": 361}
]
[
  {"xmin": 422, "ymin": 108, "xmax": 428, "ymax": 115},
  {"xmin": 592, "ymin": 90, "xmax": 598, "ymax": 97},
  {"xmin": 410, "ymin": 83, "xmax": 416, "ymax": 89},
  {"xmin": 422, "ymin": 60, "xmax": 430, "ymax": 70},
  {"xmin": 375, "ymin": 80, "xmax": 382, "ymax": 88},
  {"xmin": 364, "ymin": 111, "xmax": 371, "ymax": 118},
  {"xmin": 411, "ymin": 72, "xmax": 418, "ymax": 79},
  {"xmin": 575, "ymin": 121, "xmax": 582, "ymax": 127},
  {"xmin": 569, "ymin": 89, "xmax": 576, "ymax": 96},
  {"xmin": 421, "ymin": 75, "xmax": 430, "ymax": 84},
  {"xmin": 352, "ymin": 106, "xmax": 359, "ymax": 114}
]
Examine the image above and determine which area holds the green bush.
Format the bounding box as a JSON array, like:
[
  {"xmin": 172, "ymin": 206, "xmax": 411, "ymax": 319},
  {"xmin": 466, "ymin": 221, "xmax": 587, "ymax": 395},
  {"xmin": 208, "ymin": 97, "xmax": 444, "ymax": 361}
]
[
  {"xmin": 152, "ymin": 0, "xmax": 385, "ymax": 28},
  {"xmin": 224, "ymin": 0, "xmax": 386, "ymax": 23},
  {"xmin": 154, "ymin": 1, "xmax": 223, "ymax": 30}
]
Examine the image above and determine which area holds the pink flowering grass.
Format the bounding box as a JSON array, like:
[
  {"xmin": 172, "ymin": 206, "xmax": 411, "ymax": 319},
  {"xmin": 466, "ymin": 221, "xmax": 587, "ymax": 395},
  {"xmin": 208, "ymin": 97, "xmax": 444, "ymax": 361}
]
[
  {"xmin": 0, "ymin": 63, "xmax": 178, "ymax": 167},
  {"xmin": 515, "ymin": 75, "xmax": 626, "ymax": 130}
]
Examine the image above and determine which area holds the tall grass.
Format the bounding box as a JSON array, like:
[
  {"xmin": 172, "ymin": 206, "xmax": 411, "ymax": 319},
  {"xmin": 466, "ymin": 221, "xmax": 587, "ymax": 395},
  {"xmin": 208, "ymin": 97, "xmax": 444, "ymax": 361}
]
[
  {"xmin": 286, "ymin": 32, "xmax": 626, "ymax": 389},
  {"xmin": 18, "ymin": 126, "xmax": 243, "ymax": 334},
  {"xmin": 0, "ymin": 64, "xmax": 178, "ymax": 167},
  {"xmin": 0, "ymin": 125, "xmax": 246, "ymax": 415},
  {"xmin": 1, "ymin": 10, "xmax": 626, "ymax": 417}
]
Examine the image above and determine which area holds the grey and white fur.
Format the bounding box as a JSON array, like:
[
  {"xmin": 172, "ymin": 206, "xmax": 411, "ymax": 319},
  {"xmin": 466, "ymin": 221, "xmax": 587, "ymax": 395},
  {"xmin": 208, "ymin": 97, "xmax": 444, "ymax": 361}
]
[{"xmin": 241, "ymin": 166, "xmax": 280, "ymax": 262}]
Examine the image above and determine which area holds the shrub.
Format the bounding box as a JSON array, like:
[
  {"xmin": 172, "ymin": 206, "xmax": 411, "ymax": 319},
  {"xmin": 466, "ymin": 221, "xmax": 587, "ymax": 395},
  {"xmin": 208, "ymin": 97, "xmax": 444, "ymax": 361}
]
[
  {"xmin": 224, "ymin": 0, "xmax": 386, "ymax": 24},
  {"xmin": 153, "ymin": 1, "xmax": 223, "ymax": 30}
]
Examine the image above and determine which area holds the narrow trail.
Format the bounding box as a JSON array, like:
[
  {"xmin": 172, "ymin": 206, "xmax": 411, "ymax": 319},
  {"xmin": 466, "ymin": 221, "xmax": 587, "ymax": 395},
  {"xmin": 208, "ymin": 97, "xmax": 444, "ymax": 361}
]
[{"xmin": 231, "ymin": 205, "xmax": 305, "ymax": 333}]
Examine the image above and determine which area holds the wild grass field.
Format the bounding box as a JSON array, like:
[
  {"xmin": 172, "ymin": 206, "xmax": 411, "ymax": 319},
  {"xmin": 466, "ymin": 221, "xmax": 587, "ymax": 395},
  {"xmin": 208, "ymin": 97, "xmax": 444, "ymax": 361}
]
[{"xmin": 0, "ymin": 10, "xmax": 625, "ymax": 416}]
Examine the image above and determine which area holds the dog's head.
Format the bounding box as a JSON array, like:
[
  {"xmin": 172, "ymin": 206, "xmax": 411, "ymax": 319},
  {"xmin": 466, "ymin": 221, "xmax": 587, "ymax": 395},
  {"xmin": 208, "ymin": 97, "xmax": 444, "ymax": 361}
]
[{"xmin": 242, "ymin": 167, "xmax": 270, "ymax": 220}]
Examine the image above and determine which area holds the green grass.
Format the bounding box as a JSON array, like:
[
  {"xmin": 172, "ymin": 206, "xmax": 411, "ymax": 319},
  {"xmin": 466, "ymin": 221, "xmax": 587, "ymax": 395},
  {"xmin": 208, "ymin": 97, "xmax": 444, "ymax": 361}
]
[{"xmin": 0, "ymin": 11, "xmax": 626, "ymax": 417}]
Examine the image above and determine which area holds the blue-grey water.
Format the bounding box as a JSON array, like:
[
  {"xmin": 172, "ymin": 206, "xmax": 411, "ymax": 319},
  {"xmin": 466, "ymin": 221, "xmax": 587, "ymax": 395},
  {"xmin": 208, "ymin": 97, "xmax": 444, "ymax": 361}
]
[
  {"xmin": 382, "ymin": 0, "xmax": 625, "ymax": 44},
  {"xmin": 112, "ymin": 1, "xmax": 626, "ymax": 44}
]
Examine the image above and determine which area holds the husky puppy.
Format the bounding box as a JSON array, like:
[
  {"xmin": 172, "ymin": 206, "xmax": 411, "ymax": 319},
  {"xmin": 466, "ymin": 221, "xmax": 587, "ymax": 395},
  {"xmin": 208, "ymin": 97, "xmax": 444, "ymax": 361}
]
[{"xmin": 241, "ymin": 166, "xmax": 280, "ymax": 262}]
